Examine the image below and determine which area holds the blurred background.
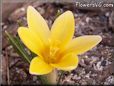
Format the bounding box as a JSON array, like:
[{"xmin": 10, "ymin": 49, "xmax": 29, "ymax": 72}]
[{"xmin": 2, "ymin": 0, "xmax": 114, "ymax": 85}]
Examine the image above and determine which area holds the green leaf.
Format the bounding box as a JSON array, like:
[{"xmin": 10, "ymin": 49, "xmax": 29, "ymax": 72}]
[
  {"xmin": 55, "ymin": 10, "xmax": 62, "ymax": 18},
  {"xmin": 30, "ymin": 51, "xmax": 37, "ymax": 58},
  {"xmin": 5, "ymin": 31, "xmax": 31, "ymax": 63},
  {"xmin": 5, "ymin": 31, "xmax": 47, "ymax": 83},
  {"xmin": 57, "ymin": 70, "xmax": 64, "ymax": 84}
]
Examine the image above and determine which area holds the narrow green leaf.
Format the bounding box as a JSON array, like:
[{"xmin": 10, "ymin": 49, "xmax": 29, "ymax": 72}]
[
  {"xmin": 5, "ymin": 31, "xmax": 45, "ymax": 83},
  {"xmin": 57, "ymin": 71, "xmax": 64, "ymax": 84},
  {"xmin": 30, "ymin": 51, "xmax": 37, "ymax": 58},
  {"xmin": 15, "ymin": 36, "xmax": 33, "ymax": 60},
  {"xmin": 5, "ymin": 31, "xmax": 31, "ymax": 63},
  {"xmin": 55, "ymin": 10, "xmax": 62, "ymax": 18}
]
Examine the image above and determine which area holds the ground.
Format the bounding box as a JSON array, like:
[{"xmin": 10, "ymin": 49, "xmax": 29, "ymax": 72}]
[{"xmin": 2, "ymin": 2, "xmax": 114, "ymax": 85}]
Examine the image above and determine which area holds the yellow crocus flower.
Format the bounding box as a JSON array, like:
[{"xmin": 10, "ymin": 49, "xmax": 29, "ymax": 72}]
[{"xmin": 18, "ymin": 6, "xmax": 102, "ymax": 75}]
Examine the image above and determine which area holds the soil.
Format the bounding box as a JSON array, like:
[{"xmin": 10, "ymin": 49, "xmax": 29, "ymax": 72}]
[{"xmin": 2, "ymin": 2, "xmax": 114, "ymax": 85}]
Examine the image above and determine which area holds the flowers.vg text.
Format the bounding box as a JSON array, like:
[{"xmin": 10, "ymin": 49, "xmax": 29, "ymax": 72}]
[{"xmin": 76, "ymin": 2, "xmax": 113, "ymax": 8}]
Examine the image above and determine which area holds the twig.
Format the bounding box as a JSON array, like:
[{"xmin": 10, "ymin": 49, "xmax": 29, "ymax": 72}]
[{"xmin": 5, "ymin": 49, "xmax": 10, "ymax": 85}]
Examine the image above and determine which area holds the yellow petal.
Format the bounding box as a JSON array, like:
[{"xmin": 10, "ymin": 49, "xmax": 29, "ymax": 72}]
[
  {"xmin": 51, "ymin": 53, "xmax": 79, "ymax": 71},
  {"xmin": 64, "ymin": 35, "xmax": 102, "ymax": 55},
  {"xmin": 18, "ymin": 27, "xmax": 44, "ymax": 56},
  {"xmin": 29, "ymin": 57, "xmax": 53, "ymax": 75},
  {"xmin": 51, "ymin": 11, "xmax": 75, "ymax": 47},
  {"xmin": 27, "ymin": 6, "xmax": 50, "ymax": 45}
]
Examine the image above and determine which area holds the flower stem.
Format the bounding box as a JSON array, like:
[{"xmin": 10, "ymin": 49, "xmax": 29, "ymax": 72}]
[{"xmin": 40, "ymin": 70, "xmax": 57, "ymax": 85}]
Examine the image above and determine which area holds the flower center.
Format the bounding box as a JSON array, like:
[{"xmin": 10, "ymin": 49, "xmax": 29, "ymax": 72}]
[
  {"xmin": 42, "ymin": 40, "xmax": 62, "ymax": 64},
  {"xmin": 49, "ymin": 46, "xmax": 59, "ymax": 63}
]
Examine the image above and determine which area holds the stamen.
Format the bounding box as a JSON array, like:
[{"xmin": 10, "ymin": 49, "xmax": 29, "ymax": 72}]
[{"xmin": 43, "ymin": 39, "xmax": 61, "ymax": 63}]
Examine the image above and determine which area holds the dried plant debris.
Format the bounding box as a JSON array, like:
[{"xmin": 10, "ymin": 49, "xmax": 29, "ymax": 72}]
[{"xmin": 2, "ymin": 2, "xmax": 114, "ymax": 85}]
